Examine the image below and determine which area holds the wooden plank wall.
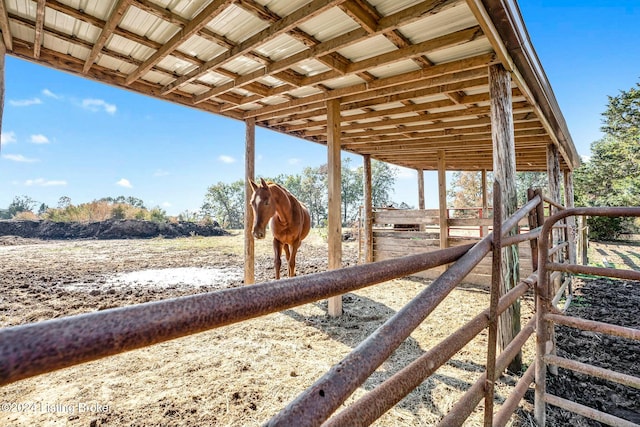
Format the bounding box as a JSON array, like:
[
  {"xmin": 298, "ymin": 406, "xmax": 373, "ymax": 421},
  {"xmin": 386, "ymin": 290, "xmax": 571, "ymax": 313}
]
[{"xmin": 369, "ymin": 209, "xmax": 533, "ymax": 286}]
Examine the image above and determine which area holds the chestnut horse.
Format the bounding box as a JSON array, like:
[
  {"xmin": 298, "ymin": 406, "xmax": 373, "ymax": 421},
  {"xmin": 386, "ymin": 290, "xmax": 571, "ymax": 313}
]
[{"xmin": 249, "ymin": 178, "xmax": 311, "ymax": 279}]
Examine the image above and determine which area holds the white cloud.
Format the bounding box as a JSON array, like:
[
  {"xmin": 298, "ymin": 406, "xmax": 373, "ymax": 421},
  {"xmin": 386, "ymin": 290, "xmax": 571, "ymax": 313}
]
[
  {"xmin": 9, "ymin": 98, "xmax": 43, "ymax": 107},
  {"xmin": 218, "ymin": 155, "xmax": 236, "ymax": 164},
  {"xmin": 82, "ymin": 98, "xmax": 117, "ymax": 115},
  {"xmin": 1, "ymin": 131, "xmax": 17, "ymax": 145},
  {"xmin": 116, "ymin": 178, "xmax": 133, "ymax": 188},
  {"xmin": 2, "ymin": 154, "xmax": 39, "ymax": 163},
  {"xmin": 162, "ymin": 202, "xmax": 172, "ymax": 208},
  {"xmin": 30, "ymin": 134, "xmax": 50, "ymax": 144},
  {"xmin": 42, "ymin": 89, "xmax": 61, "ymax": 99},
  {"xmin": 288, "ymin": 158, "xmax": 301, "ymax": 165},
  {"xmin": 153, "ymin": 169, "xmax": 170, "ymax": 177},
  {"xmin": 24, "ymin": 178, "xmax": 67, "ymax": 187}
]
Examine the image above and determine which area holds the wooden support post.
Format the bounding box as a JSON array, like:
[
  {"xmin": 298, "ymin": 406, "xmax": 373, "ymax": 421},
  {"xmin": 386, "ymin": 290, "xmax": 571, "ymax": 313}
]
[
  {"xmin": 327, "ymin": 99, "xmax": 342, "ymax": 316},
  {"xmin": 244, "ymin": 117, "xmax": 255, "ymax": 285},
  {"xmin": 0, "ymin": 37, "xmax": 5, "ymax": 146},
  {"xmin": 489, "ymin": 63, "xmax": 521, "ymax": 373},
  {"xmin": 363, "ymin": 154, "xmax": 373, "ymax": 263},
  {"xmin": 481, "ymin": 169, "xmax": 488, "ymax": 237},
  {"xmin": 417, "ymin": 168, "xmax": 425, "ymax": 232},
  {"xmin": 437, "ymin": 150, "xmax": 448, "ymax": 250},
  {"xmin": 564, "ymin": 171, "xmax": 576, "ymax": 265},
  {"xmin": 547, "ymin": 144, "xmax": 563, "ymax": 264}
]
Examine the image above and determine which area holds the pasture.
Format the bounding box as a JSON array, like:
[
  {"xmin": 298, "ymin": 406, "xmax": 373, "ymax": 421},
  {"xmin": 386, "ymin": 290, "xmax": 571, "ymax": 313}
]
[{"xmin": 0, "ymin": 233, "xmax": 637, "ymax": 426}]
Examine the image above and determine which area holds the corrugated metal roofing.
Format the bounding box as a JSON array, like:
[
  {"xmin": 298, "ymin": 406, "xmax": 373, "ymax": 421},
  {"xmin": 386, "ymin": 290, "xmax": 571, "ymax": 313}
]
[{"xmin": 0, "ymin": 0, "xmax": 579, "ymax": 171}]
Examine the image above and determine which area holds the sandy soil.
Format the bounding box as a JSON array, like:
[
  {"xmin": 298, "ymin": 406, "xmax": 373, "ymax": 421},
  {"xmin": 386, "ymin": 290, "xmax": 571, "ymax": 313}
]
[{"xmin": 0, "ymin": 233, "xmax": 637, "ymax": 426}]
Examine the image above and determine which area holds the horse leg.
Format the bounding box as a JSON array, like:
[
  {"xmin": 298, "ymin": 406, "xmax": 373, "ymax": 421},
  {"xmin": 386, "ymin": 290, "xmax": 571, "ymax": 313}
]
[
  {"xmin": 273, "ymin": 239, "xmax": 283, "ymax": 280},
  {"xmin": 288, "ymin": 241, "xmax": 300, "ymax": 277}
]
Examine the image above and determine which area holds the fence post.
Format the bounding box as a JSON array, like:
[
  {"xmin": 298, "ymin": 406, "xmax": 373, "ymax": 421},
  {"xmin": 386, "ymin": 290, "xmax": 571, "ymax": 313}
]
[
  {"xmin": 535, "ymin": 209, "xmax": 553, "ymax": 426},
  {"xmin": 484, "ymin": 181, "xmax": 502, "ymax": 426}
]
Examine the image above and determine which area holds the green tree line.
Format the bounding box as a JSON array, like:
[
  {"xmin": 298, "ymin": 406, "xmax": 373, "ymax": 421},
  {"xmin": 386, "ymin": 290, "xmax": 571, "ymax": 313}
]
[{"xmin": 201, "ymin": 159, "xmax": 398, "ymax": 229}]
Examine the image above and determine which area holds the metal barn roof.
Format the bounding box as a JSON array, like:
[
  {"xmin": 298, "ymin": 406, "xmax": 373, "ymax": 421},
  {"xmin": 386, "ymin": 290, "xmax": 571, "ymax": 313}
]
[{"xmin": 0, "ymin": 0, "xmax": 580, "ymax": 172}]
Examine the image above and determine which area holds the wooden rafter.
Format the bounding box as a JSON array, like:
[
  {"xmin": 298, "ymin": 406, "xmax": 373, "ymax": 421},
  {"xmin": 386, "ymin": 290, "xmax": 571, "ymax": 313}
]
[
  {"xmin": 161, "ymin": 0, "xmax": 346, "ymax": 95},
  {"xmin": 0, "ymin": 0, "xmax": 12, "ymax": 50},
  {"xmin": 124, "ymin": 0, "xmax": 234, "ymax": 85},
  {"xmin": 33, "ymin": 0, "xmax": 46, "ymax": 58},
  {"xmin": 0, "ymin": 0, "xmax": 578, "ymax": 172},
  {"xmin": 83, "ymin": 0, "xmax": 131, "ymax": 73}
]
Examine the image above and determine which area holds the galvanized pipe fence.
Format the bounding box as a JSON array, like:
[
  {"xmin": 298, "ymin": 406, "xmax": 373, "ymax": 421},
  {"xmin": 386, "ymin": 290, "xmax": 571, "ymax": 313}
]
[{"xmin": 535, "ymin": 206, "xmax": 640, "ymax": 427}]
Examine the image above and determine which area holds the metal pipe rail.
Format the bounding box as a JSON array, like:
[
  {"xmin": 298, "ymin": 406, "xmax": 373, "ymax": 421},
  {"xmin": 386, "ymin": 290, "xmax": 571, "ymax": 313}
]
[
  {"xmin": 267, "ymin": 192, "xmax": 543, "ymax": 426},
  {"xmin": 0, "ymin": 243, "xmax": 472, "ymax": 386},
  {"xmin": 324, "ymin": 273, "xmax": 537, "ymax": 427},
  {"xmin": 437, "ymin": 317, "xmax": 536, "ymax": 427},
  {"xmin": 535, "ymin": 206, "xmax": 640, "ymax": 427}
]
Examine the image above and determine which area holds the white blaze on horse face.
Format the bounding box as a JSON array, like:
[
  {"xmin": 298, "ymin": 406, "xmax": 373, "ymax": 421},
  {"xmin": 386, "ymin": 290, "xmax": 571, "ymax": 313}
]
[{"xmin": 250, "ymin": 190, "xmax": 273, "ymax": 240}]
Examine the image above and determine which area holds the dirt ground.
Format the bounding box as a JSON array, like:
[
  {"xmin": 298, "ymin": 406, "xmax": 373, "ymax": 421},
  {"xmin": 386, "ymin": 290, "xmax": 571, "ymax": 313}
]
[
  {"xmin": 546, "ymin": 241, "xmax": 640, "ymax": 426},
  {"xmin": 0, "ymin": 233, "xmax": 637, "ymax": 426}
]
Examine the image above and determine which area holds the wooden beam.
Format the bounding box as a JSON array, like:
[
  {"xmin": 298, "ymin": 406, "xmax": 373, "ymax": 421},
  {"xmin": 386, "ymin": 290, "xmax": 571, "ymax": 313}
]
[
  {"xmin": 363, "ymin": 154, "xmax": 373, "ymax": 263},
  {"xmin": 564, "ymin": 170, "xmax": 576, "ymax": 266},
  {"xmin": 417, "ymin": 168, "xmax": 425, "ymax": 210},
  {"xmin": 244, "ymin": 117, "xmax": 256, "ymax": 285},
  {"xmin": 437, "ymin": 150, "xmax": 447, "ymax": 250},
  {"xmin": 161, "ymin": 0, "xmax": 345, "ymax": 94},
  {"xmin": 327, "ymin": 98, "xmax": 343, "ymax": 316},
  {"xmin": 83, "ymin": 0, "xmax": 131, "ymax": 73},
  {"xmin": 125, "ymin": 0, "xmax": 233, "ymax": 84},
  {"xmin": 0, "ymin": 0, "xmax": 12, "ymax": 50},
  {"xmin": 489, "ymin": 63, "xmax": 521, "ymax": 373},
  {"xmin": 33, "ymin": 0, "xmax": 46, "ymax": 58},
  {"xmin": 340, "ymin": 0, "xmax": 377, "ymax": 33},
  {"xmin": 0, "ymin": 37, "xmax": 5, "ymax": 145},
  {"xmin": 245, "ymin": 54, "xmax": 494, "ymax": 119},
  {"xmin": 481, "ymin": 169, "xmax": 488, "ymax": 236}
]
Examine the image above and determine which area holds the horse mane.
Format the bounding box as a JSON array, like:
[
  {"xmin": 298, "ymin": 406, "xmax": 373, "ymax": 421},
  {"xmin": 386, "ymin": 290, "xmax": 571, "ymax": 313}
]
[{"xmin": 267, "ymin": 181, "xmax": 295, "ymax": 199}]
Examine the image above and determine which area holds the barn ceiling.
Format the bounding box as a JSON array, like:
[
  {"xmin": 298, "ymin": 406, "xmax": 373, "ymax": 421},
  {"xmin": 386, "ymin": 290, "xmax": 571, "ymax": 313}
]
[{"xmin": 0, "ymin": 0, "xmax": 580, "ymax": 172}]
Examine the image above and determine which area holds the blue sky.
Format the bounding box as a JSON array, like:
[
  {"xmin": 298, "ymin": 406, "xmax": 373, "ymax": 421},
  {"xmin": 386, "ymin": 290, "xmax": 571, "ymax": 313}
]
[{"xmin": 1, "ymin": 1, "xmax": 639, "ymax": 216}]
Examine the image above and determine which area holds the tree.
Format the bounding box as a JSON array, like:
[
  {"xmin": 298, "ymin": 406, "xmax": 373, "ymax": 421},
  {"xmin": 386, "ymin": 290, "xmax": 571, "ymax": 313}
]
[
  {"xmin": 7, "ymin": 195, "xmax": 37, "ymax": 218},
  {"xmin": 58, "ymin": 196, "xmax": 72, "ymax": 209},
  {"xmin": 369, "ymin": 160, "xmax": 398, "ymax": 207},
  {"xmin": 574, "ymin": 81, "xmax": 640, "ymax": 239},
  {"xmin": 300, "ymin": 166, "xmax": 327, "ymax": 228},
  {"xmin": 341, "ymin": 158, "xmax": 362, "ymax": 225},
  {"xmin": 449, "ymin": 171, "xmax": 549, "ymax": 214},
  {"xmin": 38, "ymin": 203, "xmax": 49, "ymax": 216},
  {"xmin": 201, "ymin": 180, "xmax": 245, "ymax": 229},
  {"xmin": 448, "ymin": 172, "xmax": 487, "ymax": 217}
]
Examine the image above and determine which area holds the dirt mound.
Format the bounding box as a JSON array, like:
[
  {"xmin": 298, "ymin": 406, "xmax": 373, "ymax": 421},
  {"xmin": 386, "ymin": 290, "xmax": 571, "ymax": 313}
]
[{"xmin": 0, "ymin": 219, "xmax": 228, "ymax": 240}]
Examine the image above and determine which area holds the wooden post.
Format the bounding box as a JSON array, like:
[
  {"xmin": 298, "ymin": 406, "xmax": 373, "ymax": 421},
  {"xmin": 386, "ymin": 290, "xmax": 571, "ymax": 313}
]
[
  {"xmin": 547, "ymin": 144, "xmax": 563, "ymax": 263},
  {"xmin": 489, "ymin": 63, "xmax": 521, "ymax": 372},
  {"xmin": 244, "ymin": 117, "xmax": 255, "ymax": 285},
  {"xmin": 417, "ymin": 168, "xmax": 425, "ymax": 232},
  {"xmin": 327, "ymin": 99, "xmax": 342, "ymax": 316},
  {"xmin": 0, "ymin": 38, "xmax": 5, "ymax": 147},
  {"xmin": 363, "ymin": 154, "xmax": 373, "ymax": 263},
  {"xmin": 437, "ymin": 150, "xmax": 448, "ymax": 250},
  {"xmin": 564, "ymin": 171, "xmax": 576, "ymax": 265},
  {"xmin": 481, "ymin": 169, "xmax": 488, "ymax": 237}
]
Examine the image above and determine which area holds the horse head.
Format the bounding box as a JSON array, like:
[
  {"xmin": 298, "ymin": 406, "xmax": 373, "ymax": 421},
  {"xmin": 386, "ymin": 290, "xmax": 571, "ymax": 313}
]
[{"xmin": 249, "ymin": 178, "xmax": 276, "ymax": 240}]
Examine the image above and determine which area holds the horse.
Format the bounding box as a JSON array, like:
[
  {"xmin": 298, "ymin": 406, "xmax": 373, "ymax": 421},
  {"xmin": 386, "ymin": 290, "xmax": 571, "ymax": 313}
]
[{"xmin": 249, "ymin": 178, "xmax": 311, "ymax": 280}]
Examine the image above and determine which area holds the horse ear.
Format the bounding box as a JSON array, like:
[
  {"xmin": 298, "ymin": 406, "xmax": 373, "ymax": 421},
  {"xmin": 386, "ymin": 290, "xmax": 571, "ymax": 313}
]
[
  {"xmin": 260, "ymin": 177, "xmax": 268, "ymax": 188},
  {"xmin": 249, "ymin": 179, "xmax": 259, "ymax": 192}
]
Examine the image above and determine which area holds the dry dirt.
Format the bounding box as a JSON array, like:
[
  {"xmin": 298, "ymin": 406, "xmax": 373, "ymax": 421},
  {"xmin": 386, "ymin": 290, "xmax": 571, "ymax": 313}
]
[{"xmin": 0, "ymin": 233, "xmax": 637, "ymax": 426}]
